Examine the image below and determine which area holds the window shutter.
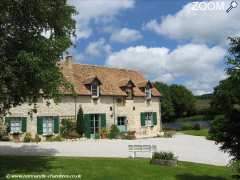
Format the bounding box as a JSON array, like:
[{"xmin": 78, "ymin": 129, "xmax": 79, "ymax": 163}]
[
  {"xmin": 153, "ymin": 112, "xmax": 157, "ymax": 125},
  {"xmin": 4, "ymin": 117, "xmax": 11, "ymax": 132},
  {"xmin": 37, "ymin": 117, "xmax": 43, "ymax": 135},
  {"xmin": 21, "ymin": 117, "xmax": 27, "ymax": 132},
  {"xmin": 4, "ymin": 117, "xmax": 11, "ymax": 126},
  {"xmin": 100, "ymin": 114, "xmax": 106, "ymax": 128},
  {"xmin": 83, "ymin": 114, "xmax": 91, "ymax": 138},
  {"xmin": 53, "ymin": 116, "xmax": 60, "ymax": 134},
  {"xmin": 140, "ymin": 112, "xmax": 145, "ymax": 127}
]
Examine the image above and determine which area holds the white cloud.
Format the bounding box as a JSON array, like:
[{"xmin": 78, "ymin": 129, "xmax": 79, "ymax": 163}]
[
  {"xmin": 85, "ymin": 38, "xmax": 111, "ymax": 57},
  {"xmin": 143, "ymin": 1, "xmax": 240, "ymax": 45},
  {"xmin": 68, "ymin": 0, "xmax": 135, "ymax": 42},
  {"xmin": 110, "ymin": 28, "xmax": 142, "ymax": 43},
  {"xmin": 106, "ymin": 44, "xmax": 226, "ymax": 95}
]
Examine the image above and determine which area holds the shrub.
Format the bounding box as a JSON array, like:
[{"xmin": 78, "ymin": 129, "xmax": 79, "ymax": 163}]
[
  {"xmin": 181, "ymin": 122, "xmax": 194, "ymax": 130},
  {"xmin": 0, "ymin": 120, "xmax": 5, "ymax": 139},
  {"xmin": 60, "ymin": 119, "xmax": 76, "ymax": 138},
  {"xmin": 163, "ymin": 131, "xmax": 175, "ymax": 138},
  {"xmin": 34, "ymin": 134, "xmax": 41, "ymax": 143},
  {"xmin": 52, "ymin": 135, "xmax": 63, "ymax": 141},
  {"xmin": 46, "ymin": 135, "xmax": 63, "ymax": 142},
  {"xmin": 66, "ymin": 131, "xmax": 81, "ymax": 139},
  {"xmin": 100, "ymin": 128, "xmax": 108, "ymax": 139},
  {"xmin": 193, "ymin": 123, "xmax": 201, "ymax": 130},
  {"xmin": 23, "ymin": 133, "xmax": 32, "ymax": 142},
  {"xmin": 231, "ymin": 160, "xmax": 240, "ymax": 178},
  {"xmin": 108, "ymin": 125, "xmax": 120, "ymax": 139},
  {"xmin": 1, "ymin": 135, "xmax": 10, "ymax": 141},
  {"xmin": 152, "ymin": 151, "xmax": 177, "ymax": 161},
  {"xmin": 0, "ymin": 120, "xmax": 9, "ymax": 141},
  {"xmin": 121, "ymin": 131, "xmax": 136, "ymax": 140}
]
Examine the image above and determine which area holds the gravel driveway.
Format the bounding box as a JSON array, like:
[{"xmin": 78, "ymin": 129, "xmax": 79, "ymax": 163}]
[{"xmin": 0, "ymin": 134, "xmax": 230, "ymax": 166}]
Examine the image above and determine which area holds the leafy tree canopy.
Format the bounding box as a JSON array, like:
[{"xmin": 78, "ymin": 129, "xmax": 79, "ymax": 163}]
[
  {"xmin": 154, "ymin": 82, "xmax": 175, "ymax": 122},
  {"xmin": 0, "ymin": 0, "xmax": 76, "ymax": 115},
  {"xmin": 209, "ymin": 37, "xmax": 240, "ymax": 160},
  {"xmin": 155, "ymin": 82, "xmax": 196, "ymax": 122},
  {"xmin": 169, "ymin": 85, "xmax": 196, "ymax": 117}
]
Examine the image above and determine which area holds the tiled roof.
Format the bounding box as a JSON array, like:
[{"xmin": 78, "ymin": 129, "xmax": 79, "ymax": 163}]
[{"xmin": 60, "ymin": 60, "xmax": 161, "ymax": 97}]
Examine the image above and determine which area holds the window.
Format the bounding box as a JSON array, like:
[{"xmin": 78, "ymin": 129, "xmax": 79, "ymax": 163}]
[
  {"xmin": 43, "ymin": 117, "xmax": 54, "ymax": 135},
  {"xmin": 145, "ymin": 88, "xmax": 151, "ymax": 99},
  {"xmin": 117, "ymin": 117, "xmax": 126, "ymax": 126},
  {"xmin": 126, "ymin": 87, "xmax": 133, "ymax": 99},
  {"xmin": 145, "ymin": 112, "xmax": 153, "ymax": 127},
  {"xmin": 91, "ymin": 83, "xmax": 99, "ymax": 97},
  {"xmin": 10, "ymin": 119, "xmax": 21, "ymax": 133},
  {"xmin": 117, "ymin": 116, "xmax": 127, "ymax": 132},
  {"xmin": 90, "ymin": 114, "xmax": 100, "ymax": 134}
]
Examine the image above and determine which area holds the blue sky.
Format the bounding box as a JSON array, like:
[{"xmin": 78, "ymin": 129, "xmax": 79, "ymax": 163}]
[{"xmin": 67, "ymin": 0, "xmax": 240, "ymax": 95}]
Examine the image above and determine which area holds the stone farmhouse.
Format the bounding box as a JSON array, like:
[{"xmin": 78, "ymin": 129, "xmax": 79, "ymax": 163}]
[{"xmin": 5, "ymin": 56, "xmax": 162, "ymax": 139}]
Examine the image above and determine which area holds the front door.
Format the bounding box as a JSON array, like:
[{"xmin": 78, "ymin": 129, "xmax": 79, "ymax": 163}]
[
  {"xmin": 90, "ymin": 114, "xmax": 100, "ymax": 138},
  {"xmin": 117, "ymin": 116, "xmax": 127, "ymax": 132}
]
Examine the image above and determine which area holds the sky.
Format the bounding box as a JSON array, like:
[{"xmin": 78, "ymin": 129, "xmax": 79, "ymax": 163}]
[{"xmin": 66, "ymin": 0, "xmax": 240, "ymax": 95}]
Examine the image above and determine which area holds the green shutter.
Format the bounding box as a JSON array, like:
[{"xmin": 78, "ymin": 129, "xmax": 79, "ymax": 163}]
[
  {"xmin": 140, "ymin": 112, "xmax": 145, "ymax": 127},
  {"xmin": 37, "ymin": 117, "xmax": 43, "ymax": 135},
  {"xmin": 100, "ymin": 114, "xmax": 106, "ymax": 128},
  {"xmin": 21, "ymin": 117, "xmax": 27, "ymax": 132},
  {"xmin": 152, "ymin": 112, "xmax": 157, "ymax": 125},
  {"xmin": 53, "ymin": 116, "xmax": 60, "ymax": 134},
  {"xmin": 83, "ymin": 114, "xmax": 91, "ymax": 138},
  {"xmin": 4, "ymin": 117, "xmax": 11, "ymax": 132}
]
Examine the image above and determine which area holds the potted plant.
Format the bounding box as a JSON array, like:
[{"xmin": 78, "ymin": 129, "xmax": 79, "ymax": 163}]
[
  {"xmin": 100, "ymin": 128, "xmax": 108, "ymax": 139},
  {"xmin": 12, "ymin": 132, "xmax": 21, "ymax": 142},
  {"xmin": 150, "ymin": 151, "xmax": 177, "ymax": 166}
]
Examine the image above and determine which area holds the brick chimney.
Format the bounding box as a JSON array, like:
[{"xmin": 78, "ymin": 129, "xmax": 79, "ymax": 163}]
[{"xmin": 63, "ymin": 55, "xmax": 74, "ymax": 82}]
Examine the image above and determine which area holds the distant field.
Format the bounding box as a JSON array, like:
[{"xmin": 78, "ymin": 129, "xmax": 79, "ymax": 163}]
[{"xmin": 195, "ymin": 99, "xmax": 211, "ymax": 111}]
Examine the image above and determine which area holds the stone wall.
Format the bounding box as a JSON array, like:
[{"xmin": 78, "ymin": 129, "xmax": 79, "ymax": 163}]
[{"xmin": 7, "ymin": 95, "xmax": 161, "ymax": 138}]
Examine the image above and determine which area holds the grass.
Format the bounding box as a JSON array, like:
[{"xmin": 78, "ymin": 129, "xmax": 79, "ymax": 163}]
[
  {"xmin": 0, "ymin": 156, "xmax": 233, "ymax": 180},
  {"xmin": 180, "ymin": 129, "xmax": 209, "ymax": 137}
]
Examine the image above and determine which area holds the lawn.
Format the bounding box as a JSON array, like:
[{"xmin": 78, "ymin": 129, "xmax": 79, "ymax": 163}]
[
  {"xmin": 179, "ymin": 129, "xmax": 209, "ymax": 137},
  {"xmin": 0, "ymin": 156, "xmax": 233, "ymax": 180}
]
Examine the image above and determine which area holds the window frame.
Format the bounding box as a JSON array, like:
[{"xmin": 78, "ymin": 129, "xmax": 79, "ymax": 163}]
[
  {"xmin": 145, "ymin": 87, "xmax": 152, "ymax": 99},
  {"xmin": 145, "ymin": 112, "xmax": 153, "ymax": 127},
  {"xmin": 117, "ymin": 116, "xmax": 126, "ymax": 126},
  {"xmin": 125, "ymin": 87, "xmax": 133, "ymax": 100},
  {"xmin": 42, "ymin": 117, "xmax": 54, "ymax": 135},
  {"xmin": 90, "ymin": 114, "xmax": 100, "ymax": 134},
  {"xmin": 91, "ymin": 83, "xmax": 99, "ymax": 97},
  {"xmin": 10, "ymin": 118, "xmax": 22, "ymax": 133}
]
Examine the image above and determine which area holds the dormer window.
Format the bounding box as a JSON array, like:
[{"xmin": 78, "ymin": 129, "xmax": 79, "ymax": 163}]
[
  {"xmin": 126, "ymin": 87, "xmax": 133, "ymax": 99},
  {"xmin": 83, "ymin": 76, "xmax": 102, "ymax": 98},
  {"xmin": 119, "ymin": 79, "xmax": 135, "ymax": 100},
  {"xmin": 145, "ymin": 88, "xmax": 151, "ymax": 99},
  {"xmin": 137, "ymin": 80, "xmax": 153, "ymax": 100},
  {"xmin": 91, "ymin": 82, "xmax": 99, "ymax": 97}
]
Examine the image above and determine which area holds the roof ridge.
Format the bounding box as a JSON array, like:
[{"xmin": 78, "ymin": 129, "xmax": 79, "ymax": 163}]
[{"xmin": 72, "ymin": 63, "xmax": 140, "ymax": 73}]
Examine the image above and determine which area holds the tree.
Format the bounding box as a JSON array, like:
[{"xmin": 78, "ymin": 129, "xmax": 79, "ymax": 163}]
[
  {"xmin": 0, "ymin": 0, "xmax": 76, "ymax": 116},
  {"xmin": 77, "ymin": 107, "xmax": 84, "ymax": 135},
  {"xmin": 169, "ymin": 85, "xmax": 196, "ymax": 117},
  {"xmin": 154, "ymin": 82, "xmax": 175, "ymax": 122},
  {"xmin": 155, "ymin": 82, "xmax": 196, "ymax": 121},
  {"xmin": 209, "ymin": 37, "xmax": 240, "ymax": 160}
]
